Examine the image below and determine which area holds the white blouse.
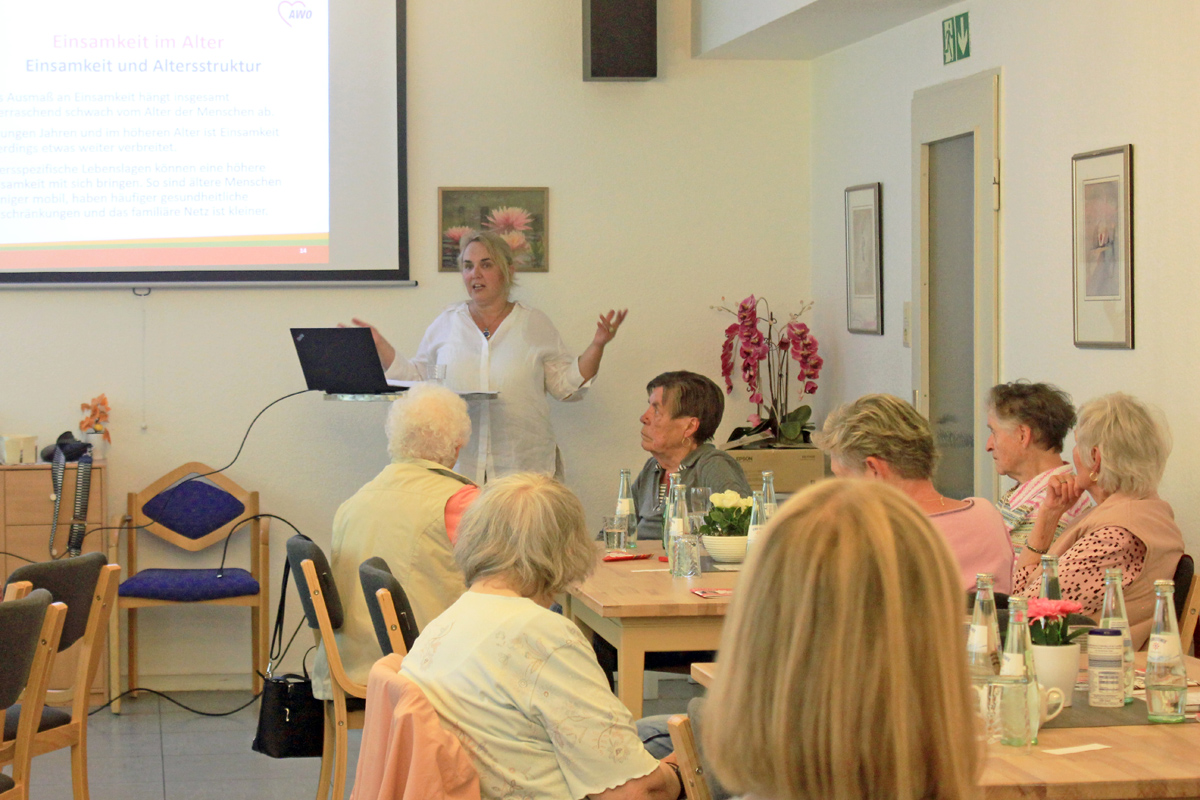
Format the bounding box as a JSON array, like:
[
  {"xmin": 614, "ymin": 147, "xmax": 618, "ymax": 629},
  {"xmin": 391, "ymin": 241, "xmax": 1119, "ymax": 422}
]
[
  {"xmin": 386, "ymin": 302, "xmax": 589, "ymax": 483},
  {"xmin": 402, "ymin": 593, "xmax": 660, "ymax": 800}
]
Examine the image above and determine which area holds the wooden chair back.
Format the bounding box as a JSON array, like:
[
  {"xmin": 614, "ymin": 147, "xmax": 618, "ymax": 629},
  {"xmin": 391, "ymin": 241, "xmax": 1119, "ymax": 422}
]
[
  {"xmin": 2, "ymin": 582, "xmax": 31, "ymax": 602},
  {"xmin": 1180, "ymin": 572, "xmax": 1200, "ymax": 655},
  {"xmin": 668, "ymin": 715, "xmax": 713, "ymax": 800}
]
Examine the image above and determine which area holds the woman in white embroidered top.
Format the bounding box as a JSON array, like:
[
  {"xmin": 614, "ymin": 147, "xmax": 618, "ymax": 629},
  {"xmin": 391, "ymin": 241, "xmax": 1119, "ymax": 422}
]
[
  {"xmin": 704, "ymin": 479, "xmax": 980, "ymax": 800},
  {"xmin": 348, "ymin": 230, "xmax": 627, "ymax": 484},
  {"xmin": 401, "ymin": 473, "xmax": 684, "ymax": 800}
]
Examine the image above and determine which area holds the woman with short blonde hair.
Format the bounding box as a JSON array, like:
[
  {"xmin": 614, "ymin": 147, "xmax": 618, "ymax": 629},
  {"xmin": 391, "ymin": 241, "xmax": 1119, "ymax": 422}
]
[
  {"xmin": 1013, "ymin": 393, "xmax": 1183, "ymax": 648},
  {"xmin": 815, "ymin": 394, "xmax": 1013, "ymax": 593},
  {"xmin": 705, "ymin": 479, "xmax": 980, "ymax": 800},
  {"xmin": 403, "ymin": 473, "xmax": 685, "ymax": 800}
]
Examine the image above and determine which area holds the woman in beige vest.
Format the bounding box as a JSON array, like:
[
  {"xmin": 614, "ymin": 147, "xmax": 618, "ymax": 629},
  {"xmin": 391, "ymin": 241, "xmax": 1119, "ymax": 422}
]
[{"xmin": 1012, "ymin": 392, "xmax": 1184, "ymax": 648}]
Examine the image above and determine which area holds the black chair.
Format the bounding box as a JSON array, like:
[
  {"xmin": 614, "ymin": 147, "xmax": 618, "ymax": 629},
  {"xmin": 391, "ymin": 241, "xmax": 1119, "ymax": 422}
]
[
  {"xmin": 286, "ymin": 536, "xmax": 365, "ymax": 800},
  {"xmin": 358, "ymin": 557, "xmax": 419, "ymax": 657},
  {"xmin": 0, "ymin": 590, "xmax": 66, "ymax": 800}
]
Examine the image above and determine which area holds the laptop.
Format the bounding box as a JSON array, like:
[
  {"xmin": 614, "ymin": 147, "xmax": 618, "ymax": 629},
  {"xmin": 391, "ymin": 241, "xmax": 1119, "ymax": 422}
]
[{"xmin": 290, "ymin": 327, "xmax": 399, "ymax": 395}]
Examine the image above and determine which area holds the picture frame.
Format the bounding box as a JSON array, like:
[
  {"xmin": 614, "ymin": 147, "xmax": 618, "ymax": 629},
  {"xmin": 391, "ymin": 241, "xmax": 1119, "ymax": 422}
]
[
  {"xmin": 438, "ymin": 187, "xmax": 549, "ymax": 273},
  {"xmin": 1072, "ymin": 145, "xmax": 1133, "ymax": 349},
  {"xmin": 844, "ymin": 183, "xmax": 883, "ymax": 334}
]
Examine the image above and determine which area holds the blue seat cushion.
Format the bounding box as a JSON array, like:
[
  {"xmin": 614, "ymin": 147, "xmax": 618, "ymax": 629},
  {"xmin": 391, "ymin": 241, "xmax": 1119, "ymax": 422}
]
[
  {"xmin": 142, "ymin": 481, "xmax": 246, "ymax": 540},
  {"xmin": 119, "ymin": 568, "xmax": 259, "ymax": 602}
]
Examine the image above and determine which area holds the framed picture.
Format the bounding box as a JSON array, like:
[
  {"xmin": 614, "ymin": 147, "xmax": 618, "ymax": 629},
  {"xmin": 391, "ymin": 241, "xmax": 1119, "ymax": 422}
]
[
  {"xmin": 845, "ymin": 183, "xmax": 883, "ymax": 334},
  {"xmin": 1072, "ymin": 145, "xmax": 1133, "ymax": 348},
  {"xmin": 438, "ymin": 187, "xmax": 549, "ymax": 273}
]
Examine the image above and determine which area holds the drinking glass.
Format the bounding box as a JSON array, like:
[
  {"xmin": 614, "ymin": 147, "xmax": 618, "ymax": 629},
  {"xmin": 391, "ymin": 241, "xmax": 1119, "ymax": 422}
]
[
  {"xmin": 971, "ymin": 674, "xmax": 1033, "ymax": 748},
  {"xmin": 688, "ymin": 488, "xmax": 711, "ymax": 532},
  {"xmin": 670, "ymin": 533, "xmax": 702, "ymax": 578},
  {"xmin": 602, "ymin": 516, "xmax": 627, "ymax": 551}
]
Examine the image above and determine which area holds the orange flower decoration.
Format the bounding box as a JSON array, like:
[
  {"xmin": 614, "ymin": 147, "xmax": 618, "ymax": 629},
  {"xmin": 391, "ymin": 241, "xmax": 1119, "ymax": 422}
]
[{"xmin": 79, "ymin": 393, "xmax": 112, "ymax": 443}]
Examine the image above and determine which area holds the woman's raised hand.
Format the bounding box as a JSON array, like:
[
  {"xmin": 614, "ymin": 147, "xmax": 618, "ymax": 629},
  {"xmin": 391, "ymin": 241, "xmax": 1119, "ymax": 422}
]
[
  {"xmin": 592, "ymin": 309, "xmax": 628, "ymax": 347},
  {"xmin": 339, "ymin": 317, "xmax": 396, "ymax": 370},
  {"xmin": 1041, "ymin": 472, "xmax": 1083, "ymax": 521}
]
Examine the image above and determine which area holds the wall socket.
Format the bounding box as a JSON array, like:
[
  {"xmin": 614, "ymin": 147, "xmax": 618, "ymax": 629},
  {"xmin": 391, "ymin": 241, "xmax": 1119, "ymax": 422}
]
[{"xmin": 902, "ymin": 302, "xmax": 912, "ymax": 348}]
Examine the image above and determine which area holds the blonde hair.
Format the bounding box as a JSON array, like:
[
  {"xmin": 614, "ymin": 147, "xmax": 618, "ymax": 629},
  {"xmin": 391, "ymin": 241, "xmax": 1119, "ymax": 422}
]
[
  {"xmin": 704, "ymin": 479, "xmax": 980, "ymax": 800},
  {"xmin": 458, "ymin": 230, "xmax": 517, "ymax": 291},
  {"xmin": 1075, "ymin": 392, "xmax": 1171, "ymax": 498},
  {"xmin": 454, "ymin": 473, "xmax": 596, "ymax": 597},
  {"xmin": 813, "ymin": 394, "xmax": 938, "ymax": 479},
  {"xmin": 385, "ymin": 383, "xmax": 471, "ymax": 467}
]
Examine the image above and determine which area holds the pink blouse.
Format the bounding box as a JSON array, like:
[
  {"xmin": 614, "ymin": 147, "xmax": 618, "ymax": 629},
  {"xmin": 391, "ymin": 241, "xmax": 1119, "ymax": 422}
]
[{"xmin": 1011, "ymin": 525, "xmax": 1146, "ymax": 616}]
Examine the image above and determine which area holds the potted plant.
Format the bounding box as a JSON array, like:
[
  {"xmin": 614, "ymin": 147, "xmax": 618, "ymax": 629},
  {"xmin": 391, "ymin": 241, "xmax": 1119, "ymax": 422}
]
[
  {"xmin": 79, "ymin": 393, "xmax": 111, "ymax": 459},
  {"xmin": 1028, "ymin": 598, "xmax": 1087, "ymax": 706},
  {"xmin": 697, "ymin": 490, "xmax": 753, "ymax": 563}
]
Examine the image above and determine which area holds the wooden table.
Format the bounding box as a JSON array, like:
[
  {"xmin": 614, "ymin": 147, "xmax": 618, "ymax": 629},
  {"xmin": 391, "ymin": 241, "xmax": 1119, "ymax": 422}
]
[
  {"xmin": 691, "ymin": 655, "xmax": 1200, "ymax": 799},
  {"xmin": 565, "ymin": 542, "xmax": 738, "ymax": 717}
]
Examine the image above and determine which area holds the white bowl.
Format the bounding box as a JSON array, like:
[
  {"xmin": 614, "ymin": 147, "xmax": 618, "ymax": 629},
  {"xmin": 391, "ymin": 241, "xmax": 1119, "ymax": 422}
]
[{"xmin": 702, "ymin": 535, "xmax": 747, "ymax": 563}]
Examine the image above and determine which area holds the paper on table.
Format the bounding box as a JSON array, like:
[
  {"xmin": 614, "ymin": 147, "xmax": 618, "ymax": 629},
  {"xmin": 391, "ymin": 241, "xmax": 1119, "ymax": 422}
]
[
  {"xmin": 386, "ymin": 379, "xmax": 498, "ymax": 399},
  {"xmin": 1042, "ymin": 743, "xmax": 1112, "ymax": 755}
]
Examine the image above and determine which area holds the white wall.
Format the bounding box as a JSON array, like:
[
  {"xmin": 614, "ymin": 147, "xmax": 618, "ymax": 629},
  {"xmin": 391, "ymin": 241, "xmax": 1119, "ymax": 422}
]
[
  {"xmin": 0, "ymin": 0, "xmax": 809, "ymax": 685},
  {"xmin": 810, "ymin": 1, "xmax": 1200, "ymax": 554}
]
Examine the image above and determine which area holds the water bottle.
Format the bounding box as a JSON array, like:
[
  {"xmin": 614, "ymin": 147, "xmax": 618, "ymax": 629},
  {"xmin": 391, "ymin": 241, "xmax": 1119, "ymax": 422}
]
[
  {"xmin": 1098, "ymin": 567, "xmax": 1135, "ymax": 703},
  {"xmin": 1145, "ymin": 579, "xmax": 1187, "ymax": 723},
  {"xmin": 967, "ymin": 574, "xmax": 1001, "ymax": 678},
  {"xmin": 761, "ymin": 471, "xmax": 777, "ymax": 521},
  {"xmin": 661, "ymin": 471, "xmax": 681, "ymax": 551},
  {"xmin": 999, "ymin": 597, "xmax": 1036, "ymax": 745},
  {"xmin": 667, "ymin": 485, "xmax": 699, "ymax": 577},
  {"xmin": 615, "ymin": 468, "xmax": 636, "ymax": 549},
  {"xmin": 746, "ymin": 491, "xmax": 766, "ymax": 556},
  {"xmin": 1039, "ymin": 554, "xmax": 1061, "ymax": 600}
]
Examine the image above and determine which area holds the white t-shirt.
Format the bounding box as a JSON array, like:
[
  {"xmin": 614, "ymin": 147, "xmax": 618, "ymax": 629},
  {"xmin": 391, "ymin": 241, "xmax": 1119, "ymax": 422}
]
[
  {"xmin": 402, "ymin": 592, "xmax": 659, "ymax": 800},
  {"xmin": 386, "ymin": 302, "xmax": 589, "ymax": 483}
]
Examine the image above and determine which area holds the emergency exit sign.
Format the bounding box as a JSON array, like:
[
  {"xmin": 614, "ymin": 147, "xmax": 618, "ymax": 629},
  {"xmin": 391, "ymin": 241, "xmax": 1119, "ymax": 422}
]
[{"xmin": 943, "ymin": 13, "xmax": 970, "ymax": 64}]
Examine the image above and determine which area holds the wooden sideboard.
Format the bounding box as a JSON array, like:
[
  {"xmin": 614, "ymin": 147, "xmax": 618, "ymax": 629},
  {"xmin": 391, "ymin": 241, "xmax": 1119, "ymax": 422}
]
[{"xmin": 0, "ymin": 461, "xmax": 110, "ymax": 702}]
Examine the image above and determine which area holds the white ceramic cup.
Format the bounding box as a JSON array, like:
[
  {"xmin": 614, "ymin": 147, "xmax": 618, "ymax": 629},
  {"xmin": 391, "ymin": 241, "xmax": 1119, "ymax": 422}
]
[{"xmin": 1038, "ymin": 683, "xmax": 1066, "ymax": 723}]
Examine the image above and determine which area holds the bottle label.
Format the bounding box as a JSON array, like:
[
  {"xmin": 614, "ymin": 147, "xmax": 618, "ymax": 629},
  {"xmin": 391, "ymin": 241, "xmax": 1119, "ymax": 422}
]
[
  {"xmin": 1147, "ymin": 633, "xmax": 1182, "ymax": 663},
  {"xmin": 967, "ymin": 624, "xmax": 990, "ymax": 652},
  {"xmin": 999, "ymin": 652, "xmax": 1024, "ymax": 677},
  {"xmin": 669, "ymin": 519, "xmax": 684, "ymax": 536},
  {"xmin": 616, "ymin": 499, "xmax": 634, "ymax": 516}
]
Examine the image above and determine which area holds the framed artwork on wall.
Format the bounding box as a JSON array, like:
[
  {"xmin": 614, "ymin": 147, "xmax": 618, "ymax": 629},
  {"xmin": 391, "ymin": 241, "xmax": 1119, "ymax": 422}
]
[
  {"xmin": 1072, "ymin": 145, "xmax": 1133, "ymax": 349},
  {"xmin": 438, "ymin": 187, "xmax": 549, "ymax": 273},
  {"xmin": 845, "ymin": 183, "xmax": 883, "ymax": 334}
]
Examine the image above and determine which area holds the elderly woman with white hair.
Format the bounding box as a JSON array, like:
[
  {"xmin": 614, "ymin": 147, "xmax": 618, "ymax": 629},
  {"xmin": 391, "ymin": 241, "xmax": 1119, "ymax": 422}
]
[
  {"xmin": 402, "ymin": 473, "xmax": 685, "ymax": 800},
  {"xmin": 347, "ymin": 229, "xmax": 627, "ymax": 483},
  {"xmin": 1012, "ymin": 392, "xmax": 1184, "ymax": 648},
  {"xmin": 311, "ymin": 383, "xmax": 478, "ymax": 701}
]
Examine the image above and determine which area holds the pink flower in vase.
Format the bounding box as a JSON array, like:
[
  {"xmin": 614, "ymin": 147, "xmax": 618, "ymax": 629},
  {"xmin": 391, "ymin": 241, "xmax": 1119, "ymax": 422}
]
[{"xmin": 1026, "ymin": 598, "xmax": 1083, "ymax": 623}]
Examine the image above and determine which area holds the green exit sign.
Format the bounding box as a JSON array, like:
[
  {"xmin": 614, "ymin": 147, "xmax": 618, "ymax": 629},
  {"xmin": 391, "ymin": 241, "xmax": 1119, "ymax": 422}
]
[{"xmin": 943, "ymin": 12, "xmax": 970, "ymax": 64}]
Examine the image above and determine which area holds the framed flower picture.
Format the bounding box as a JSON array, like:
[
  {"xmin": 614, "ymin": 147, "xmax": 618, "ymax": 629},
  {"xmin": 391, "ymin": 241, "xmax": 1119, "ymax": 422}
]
[
  {"xmin": 1072, "ymin": 145, "xmax": 1133, "ymax": 349},
  {"xmin": 438, "ymin": 187, "xmax": 549, "ymax": 273},
  {"xmin": 845, "ymin": 183, "xmax": 883, "ymax": 334}
]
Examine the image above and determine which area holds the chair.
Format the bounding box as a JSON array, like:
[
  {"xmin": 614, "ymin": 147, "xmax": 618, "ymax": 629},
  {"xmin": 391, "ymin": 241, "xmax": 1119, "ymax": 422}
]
[
  {"xmin": 2, "ymin": 583, "xmax": 31, "ymax": 602},
  {"xmin": 359, "ymin": 557, "xmax": 419, "ymax": 658},
  {"xmin": 1173, "ymin": 554, "xmax": 1199, "ymax": 654},
  {"xmin": 110, "ymin": 463, "xmax": 269, "ymax": 700},
  {"xmin": 0, "ymin": 591, "xmax": 67, "ymax": 800},
  {"xmin": 287, "ymin": 536, "xmax": 365, "ymax": 800},
  {"xmin": 667, "ymin": 715, "xmax": 713, "ymax": 800},
  {"xmin": 3, "ymin": 554, "xmax": 120, "ymax": 800}
]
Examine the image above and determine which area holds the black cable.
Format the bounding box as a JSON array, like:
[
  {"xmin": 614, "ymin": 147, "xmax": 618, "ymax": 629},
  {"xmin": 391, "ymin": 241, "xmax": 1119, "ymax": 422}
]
[
  {"xmin": 0, "ymin": 551, "xmax": 36, "ymax": 564},
  {"xmin": 88, "ymin": 688, "xmax": 260, "ymax": 717}
]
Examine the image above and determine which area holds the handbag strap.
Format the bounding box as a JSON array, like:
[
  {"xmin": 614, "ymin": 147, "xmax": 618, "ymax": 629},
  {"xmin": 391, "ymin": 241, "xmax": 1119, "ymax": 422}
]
[{"xmin": 267, "ymin": 533, "xmax": 313, "ymax": 677}]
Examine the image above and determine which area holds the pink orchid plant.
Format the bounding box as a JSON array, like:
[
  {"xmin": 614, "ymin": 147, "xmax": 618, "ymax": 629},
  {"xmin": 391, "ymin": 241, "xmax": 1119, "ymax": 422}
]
[
  {"xmin": 1027, "ymin": 598, "xmax": 1087, "ymax": 646},
  {"xmin": 717, "ymin": 295, "xmax": 822, "ymax": 445},
  {"xmin": 442, "ymin": 205, "xmax": 539, "ymax": 269}
]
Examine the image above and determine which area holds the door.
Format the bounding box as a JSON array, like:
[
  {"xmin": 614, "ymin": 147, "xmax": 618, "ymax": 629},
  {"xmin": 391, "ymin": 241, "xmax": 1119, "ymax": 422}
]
[{"xmin": 911, "ymin": 69, "xmax": 1000, "ymax": 501}]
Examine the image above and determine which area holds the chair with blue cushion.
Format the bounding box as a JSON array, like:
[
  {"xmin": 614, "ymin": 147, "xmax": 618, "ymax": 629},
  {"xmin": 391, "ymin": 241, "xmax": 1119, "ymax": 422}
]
[{"xmin": 110, "ymin": 463, "xmax": 269, "ymax": 698}]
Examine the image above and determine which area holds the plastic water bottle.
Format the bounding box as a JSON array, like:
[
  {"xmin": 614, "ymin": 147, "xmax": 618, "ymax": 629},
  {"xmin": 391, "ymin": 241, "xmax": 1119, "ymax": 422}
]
[
  {"xmin": 1098, "ymin": 567, "xmax": 1135, "ymax": 704},
  {"xmin": 967, "ymin": 574, "xmax": 1001, "ymax": 678},
  {"xmin": 761, "ymin": 471, "xmax": 777, "ymax": 520},
  {"xmin": 1145, "ymin": 579, "xmax": 1187, "ymax": 723},
  {"xmin": 615, "ymin": 468, "xmax": 636, "ymax": 549}
]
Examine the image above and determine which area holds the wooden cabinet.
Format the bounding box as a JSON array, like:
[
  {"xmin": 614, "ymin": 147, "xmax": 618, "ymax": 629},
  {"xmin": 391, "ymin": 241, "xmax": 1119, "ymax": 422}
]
[{"xmin": 1, "ymin": 462, "xmax": 109, "ymax": 702}]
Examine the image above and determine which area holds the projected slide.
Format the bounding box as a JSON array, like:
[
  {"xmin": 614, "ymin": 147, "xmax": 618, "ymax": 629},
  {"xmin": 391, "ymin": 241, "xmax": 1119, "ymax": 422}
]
[{"xmin": 0, "ymin": 0, "xmax": 329, "ymax": 271}]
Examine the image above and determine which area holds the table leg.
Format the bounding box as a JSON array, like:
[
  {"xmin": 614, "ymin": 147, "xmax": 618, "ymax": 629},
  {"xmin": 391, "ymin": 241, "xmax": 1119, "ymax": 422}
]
[{"xmin": 616, "ymin": 633, "xmax": 646, "ymax": 719}]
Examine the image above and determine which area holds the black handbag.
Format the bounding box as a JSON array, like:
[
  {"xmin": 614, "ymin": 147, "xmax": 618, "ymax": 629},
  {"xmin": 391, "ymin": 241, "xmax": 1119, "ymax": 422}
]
[{"xmin": 252, "ymin": 543, "xmax": 325, "ymax": 758}]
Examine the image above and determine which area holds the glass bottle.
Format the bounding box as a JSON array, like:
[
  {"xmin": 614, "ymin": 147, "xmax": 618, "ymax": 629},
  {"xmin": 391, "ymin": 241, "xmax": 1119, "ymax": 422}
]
[
  {"xmin": 746, "ymin": 491, "xmax": 766, "ymax": 555},
  {"xmin": 967, "ymin": 573, "xmax": 1001, "ymax": 678},
  {"xmin": 761, "ymin": 471, "xmax": 777, "ymax": 521},
  {"xmin": 660, "ymin": 471, "xmax": 681, "ymax": 551},
  {"xmin": 1145, "ymin": 579, "xmax": 1187, "ymax": 723},
  {"xmin": 667, "ymin": 484, "xmax": 700, "ymax": 577},
  {"xmin": 1039, "ymin": 554, "xmax": 1061, "ymax": 600},
  {"xmin": 1000, "ymin": 597, "xmax": 1039, "ymax": 745},
  {"xmin": 1098, "ymin": 567, "xmax": 1135, "ymax": 704},
  {"xmin": 615, "ymin": 468, "xmax": 636, "ymax": 549}
]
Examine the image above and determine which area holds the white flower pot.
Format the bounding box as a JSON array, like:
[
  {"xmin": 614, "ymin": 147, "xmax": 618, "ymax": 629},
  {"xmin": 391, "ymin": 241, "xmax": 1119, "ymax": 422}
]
[
  {"xmin": 701, "ymin": 535, "xmax": 747, "ymax": 563},
  {"xmin": 1031, "ymin": 643, "xmax": 1081, "ymax": 707}
]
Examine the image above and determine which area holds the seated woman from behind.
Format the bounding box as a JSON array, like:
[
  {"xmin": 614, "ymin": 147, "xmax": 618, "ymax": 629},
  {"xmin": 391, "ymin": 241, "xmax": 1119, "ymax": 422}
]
[
  {"xmin": 815, "ymin": 393, "xmax": 1014, "ymax": 592},
  {"xmin": 705, "ymin": 479, "xmax": 980, "ymax": 800},
  {"xmin": 402, "ymin": 473, "xmax": 683, "ymax": 800},
  {"xmin": 1012, "ymin": 393, "xmax": 1184, "ymax": 648}
]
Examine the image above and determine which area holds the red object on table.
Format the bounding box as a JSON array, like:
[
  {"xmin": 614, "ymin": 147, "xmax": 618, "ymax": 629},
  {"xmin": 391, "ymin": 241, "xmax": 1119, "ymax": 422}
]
[
  {"xmin": 602, "ymin": 552, "xmax": 653, "ymax": 562},
  {"xmin": 658, "ymin": 556, "xmax": 669, "ymax": 562}
]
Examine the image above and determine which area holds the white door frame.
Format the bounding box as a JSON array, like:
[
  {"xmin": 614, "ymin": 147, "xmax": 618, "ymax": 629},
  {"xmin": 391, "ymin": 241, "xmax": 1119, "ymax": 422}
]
[{"xmin": 911, "ymin": 68, "xmax": 1000, "ymax": 501}]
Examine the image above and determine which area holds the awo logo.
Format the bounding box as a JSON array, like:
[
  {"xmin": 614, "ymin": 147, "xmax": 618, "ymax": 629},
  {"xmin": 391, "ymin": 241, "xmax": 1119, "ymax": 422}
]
[{"xmin": 278, "ymin": 0, "xmax": 313, "ymax": 27}]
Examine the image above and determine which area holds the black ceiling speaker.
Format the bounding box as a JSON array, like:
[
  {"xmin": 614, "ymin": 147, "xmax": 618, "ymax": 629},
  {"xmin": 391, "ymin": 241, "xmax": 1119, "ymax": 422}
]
[{"xmin": 583, "ymin": 0, "xmax": 656, "ymax": 81}]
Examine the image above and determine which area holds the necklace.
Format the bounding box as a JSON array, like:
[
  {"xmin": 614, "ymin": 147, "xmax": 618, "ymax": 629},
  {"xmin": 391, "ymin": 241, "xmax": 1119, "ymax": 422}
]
[{"xmin": 472, "ymin": 302, "xmax": 512, "ymax": 339}]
